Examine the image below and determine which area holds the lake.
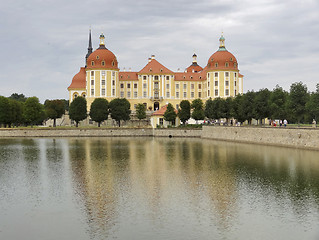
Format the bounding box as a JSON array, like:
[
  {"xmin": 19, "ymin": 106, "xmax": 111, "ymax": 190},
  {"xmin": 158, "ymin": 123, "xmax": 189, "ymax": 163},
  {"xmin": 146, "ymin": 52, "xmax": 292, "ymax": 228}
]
[{"xmin": 0, "ymin": 137, "xmax": 319, "ymax": 240}]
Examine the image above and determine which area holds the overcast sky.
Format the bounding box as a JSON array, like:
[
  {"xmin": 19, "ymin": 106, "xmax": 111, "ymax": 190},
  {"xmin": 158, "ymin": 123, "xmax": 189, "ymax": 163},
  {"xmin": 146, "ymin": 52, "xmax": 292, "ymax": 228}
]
[{"xmin": 1, "ymin": 0, "xmax": 319, "ymax": 102}]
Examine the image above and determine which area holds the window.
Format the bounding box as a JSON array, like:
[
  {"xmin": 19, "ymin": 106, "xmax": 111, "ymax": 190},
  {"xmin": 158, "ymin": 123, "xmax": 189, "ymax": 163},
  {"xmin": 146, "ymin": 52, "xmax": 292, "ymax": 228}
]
[
  {"xmin": 225, "ymin": 72, "xmax": 229, "ymax": 77},
  {"xmin": 208, "ymin": 82, "xmax": 210, "ymax": 87},
  {"xmin": 159, "ymin": 118, "xmax": 164, "ymax": 126},
  {"xmin": 215, "ymin": 81, "xmax": 218, "ymax": 87},
  {"xmin": 112, "ymin": 71, "xmax": 115, "ymax": 76},
  {"xmin": 215, "ymin": 72, "xmax": 218, "ymax": 77},
  {"xmin": 183, "ymin": 84, "xmax": 187, "ymax": 89},
  {"xmin": 183, "ymin": 92, "xmax": 187, "ymax": 98},
  {"xmin": 91, "ymin": 71, "xmax": 94, "ymax": 76},
  {"xmin": 176, "ymin": 92, "xmax": 179, "ymax": 98},
  {"xmin": 198, "ymin": 84, "xmax": 201, "ymax": 89},
  {"xmin": 91, "ymin": 61, "xmax": 94, "ymax": 66},
  {"xmin": 143, "ymin": 83, "xmax": 147, "ymax": 89},
  {"xmin": 225, "ymin": 89, "xmax": 229, "ymax": 96},
  {"xmin": 208, "ymin": 90, "xmax": 210, "ymax": 96},
  {"xmin": 176, "ymin": 84, "xmax": 179, "ymax": 89},
  {"xmin": 112, "ymin": 89, "xmax": 115, "ymax": 96},
  {"xmin": 154, "ymin": 91, "xmax": 159, "ymax": 99},
  {"xmin": 234, "ymin": 73, "xmax": 237, "ymax": 78},
  {"xmin": 198, "ymin": 92, "xmax": 202, "ymax": 98},
  {"xmin": 96, "ymin": 56, "xmax": 99, "ymax": 59},
  {"xmin": 215, "ymin": 89, "xmax": 218, "ymax": 96},
  {"xmin": 127, "ymin": 91, "xmax": 131, "ymax": 98},
  {"xmin": 191, "ymin": 92, "xmax": 194, "ymax": 98},
  {"xmin": 143, "ymin": 75, "xmax": 147, "ymax": 80},
  {"xmin": 134, "ymin": 83, "xmax": 138, "ymax": 89},
  {"xmin": 166, "ymin": 76, "xmax": 170, "ymax": 80},
  {"xmin": 120, "ymin": 83, "xmax": 124, "ymax": 88},
  {"xmin": 235, "ymin": 90, "xmax": 237, "ymax": 95},
  {"xmin": 191, "ymin": 84, "xmax": 194, "ymax": 89},
  {"xmin": 143, "ymin": 91, "xmax": 147, "ymax": 98},
  {"xmin": 166, "ymin": 84, "xmax": 170, "ymax": 89},
  {"xmin": 166, "ymin": 92, "xmax": 170, "ymax": 98},
  {"xmin": 102, "ymin": 88, "xmax": 105, "ymax": 96},
  {"xmin": 234, "ymin": 63, "xmax": 237, "ymax": 68},
  {"xmin": 120, "ymin": 91, "xmax": 124, "ymax": 98},
  {"xmin": 102, "ymin": 71, "xmax": 105, "ymax": 76},
  {"xmin": 235, "ymin": 81, "xmax": 237, "ymax": 86},
  {"xmin": 127, "ymin": 83, "xmax": 131, "ymax": 88},
  {"xmin": 91, "ymin": 89, "xmax": 94, "ymax": 95},
  {"xmin": 112, "ymin": 80, "xmax": 115, "ymax": 86},
  {"xmin": 102, "ymin": 80, "xmax": 105, "ymax": 85},
  {"xmin": 134, "ymin": 91, "xmax": 138, "ymax": 98},
  {"xmin": 226, "ymin": 81, "xmax": 229, "ymax": 86},
  {"xmin": 91, "ymin": 80, "xmax": 94, "ymax": 85},
  {"xmin": 154, "ymin": 82, "xmax": 159, "ymax": 89},
  {"xmin": 225, "ymin": 62, "xmax": 229, "ymax": 67},
  {"xmin": 102, "ymin": 61, "xmax": 105, "ymax": 66},
  {"xmin": 154, "ymin": 76, "xmax": 159, "ymax": 80},
  {"xmin": 215, "ymin": 63, "xmax": 218, "ymax": 67}
]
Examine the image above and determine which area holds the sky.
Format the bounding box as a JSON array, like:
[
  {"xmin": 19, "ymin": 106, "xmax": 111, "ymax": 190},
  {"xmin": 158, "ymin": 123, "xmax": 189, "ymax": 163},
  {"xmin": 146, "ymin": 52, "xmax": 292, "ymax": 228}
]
[{"xmin": 1, "ymin": 0, "xmax": 319, "ymax": 103}]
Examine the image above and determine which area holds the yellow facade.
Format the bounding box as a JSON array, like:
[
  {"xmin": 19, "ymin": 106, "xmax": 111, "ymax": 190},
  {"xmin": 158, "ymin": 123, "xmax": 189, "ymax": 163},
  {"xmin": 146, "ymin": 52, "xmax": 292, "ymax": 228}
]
[{"xmin": 68, "ymin": 33, "xmax": 244, "ymax": 112}]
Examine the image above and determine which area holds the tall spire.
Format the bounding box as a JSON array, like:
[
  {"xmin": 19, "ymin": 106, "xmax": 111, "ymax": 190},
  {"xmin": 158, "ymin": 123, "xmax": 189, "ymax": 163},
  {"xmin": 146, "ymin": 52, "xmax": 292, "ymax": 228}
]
[
  {"xmin": 98, "ymin": 33, "xmax": 107, "ymax": 49},
  {"xmin": 85, "ymin": 29, "xmax": 93, "ymax": 66}
]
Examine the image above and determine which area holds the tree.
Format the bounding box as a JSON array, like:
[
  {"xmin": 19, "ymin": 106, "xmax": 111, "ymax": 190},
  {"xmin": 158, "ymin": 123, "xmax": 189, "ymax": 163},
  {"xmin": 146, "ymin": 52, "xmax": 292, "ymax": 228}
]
[
  {"xmin": 69, "ymin": 96, "xmax": 87, "ymax": 127},
  {"xmin": 306, "ymin": 83, "xmax": 319, "ymax": 122},
  {"xmin": 224, "ymin": 97, "xmax": 233, "ymax": 123},
  {"xmin": 204, "ymin": 98, "xmax": 214, "ymax": 121},
  {"xmin": 253, "ymin": 88, "xmax": 271, "ymax": 125},
  {"xmin": 231, "ymin": 94, "xmax": 246, "ymax": 123},
  {"xmin": 8, "ymin": 99, "xmax": 23, "ymax": 127},
  {"xmin": 44, "ymin": 99, "xmax": 65, "ymax": 127},
  {"xmin": 89, "ymin": 98, "xmax": 109, "ymax": 127},
  {"xmin": 269, "ymin": 85, "xmax": 288, "ymax": 120},
  {"xmin": 191, "ymin": 98, "xmax": 205, "ymax": 122},
  {"xmin": 164, "ymin": 103, "xmax": 177, "ymax": 125},
  {"xmin": 178, "ymin": 100, "xmax": 191, "ymax": 124},
  {"xmin": 0, "ymin": 96, "xmax": 10, "ymax": 127},
  {"xmin": 136, "ymin": 103, "xmax": 146, "ymax": 125},
  {"xmin": 9, "ymin": 93, "xmax": 27, "ymax": 102},
  {"xmin": 239, "ymin": 91, "xmax": 255, "ymax": 124},
  {"xmin": 23, "ymin": 97, "xmax": 45, "ymax": 127},
  {"xmin": 287, "ymin": 81, "xmax": 309, "ymax": 125},
  {"xmin": 109, "ymin": 98, "xmax": 131, "ymax": 127}
]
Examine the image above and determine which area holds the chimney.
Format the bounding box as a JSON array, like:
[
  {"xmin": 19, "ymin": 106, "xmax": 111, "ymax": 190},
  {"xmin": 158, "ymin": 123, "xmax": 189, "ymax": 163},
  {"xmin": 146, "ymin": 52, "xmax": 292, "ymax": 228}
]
[
  {"xmin": 148, "ymin": 58, "xmax": 151, "ymax": 62},
  {"xmin": 151, "ymin": 55, "xmax": 155, "ymax": 60}
]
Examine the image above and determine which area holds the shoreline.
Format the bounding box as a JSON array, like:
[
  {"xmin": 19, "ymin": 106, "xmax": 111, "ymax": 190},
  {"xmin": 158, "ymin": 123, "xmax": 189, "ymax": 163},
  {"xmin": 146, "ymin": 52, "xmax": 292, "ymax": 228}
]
[{"xmin": 0, "ymin": 126, "xmax": 318, "ymax": 151}]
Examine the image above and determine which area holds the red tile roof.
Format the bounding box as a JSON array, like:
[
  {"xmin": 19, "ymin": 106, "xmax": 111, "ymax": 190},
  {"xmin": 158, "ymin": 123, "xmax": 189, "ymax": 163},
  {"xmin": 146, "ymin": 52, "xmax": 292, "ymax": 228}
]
[
  {"xmin": 174, "ymin": 72, "xmax": 206, "ymax": 81},
  {"xmin": 68, "ymin": 67, "xmax": 86, "ymax": 89},
  {"xmin": 139, "ymin": 58, "xmax": 174, "ymax": 74},
  {"xmin": 152, "ymin": 104, "xmax": 178, "ymax": 116},
  {"xmin": 119, "ymin": 72, "xmax": 138, "ymax": 81}
]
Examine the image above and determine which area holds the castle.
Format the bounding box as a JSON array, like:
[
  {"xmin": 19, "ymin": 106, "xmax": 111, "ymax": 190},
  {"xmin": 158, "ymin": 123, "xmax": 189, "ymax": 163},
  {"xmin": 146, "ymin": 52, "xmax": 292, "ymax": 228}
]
[{"xmin": 68, "ymin": 31, "xmax": 243, "ymax": 113}]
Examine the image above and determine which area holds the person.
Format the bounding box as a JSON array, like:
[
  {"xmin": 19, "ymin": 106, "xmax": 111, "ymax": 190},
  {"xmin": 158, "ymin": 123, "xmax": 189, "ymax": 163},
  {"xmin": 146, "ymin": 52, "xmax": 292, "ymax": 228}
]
[
  {"xmin": 280, "ymin": 119, "xmax": 282, "ymax": 127},
  {"xmin": 312, "ymin": 119, "xmax": 317, "ymax": 128},
  {"xmin": 283, "ymin": 119, "xmax": 288, "ymax": 127}
]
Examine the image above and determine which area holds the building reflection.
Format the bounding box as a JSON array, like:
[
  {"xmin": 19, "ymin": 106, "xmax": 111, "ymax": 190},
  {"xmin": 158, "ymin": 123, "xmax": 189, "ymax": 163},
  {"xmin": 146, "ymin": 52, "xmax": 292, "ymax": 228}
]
[{"xmin": 66, "ymin": 137, "xmax": 319, "ymax": 238}]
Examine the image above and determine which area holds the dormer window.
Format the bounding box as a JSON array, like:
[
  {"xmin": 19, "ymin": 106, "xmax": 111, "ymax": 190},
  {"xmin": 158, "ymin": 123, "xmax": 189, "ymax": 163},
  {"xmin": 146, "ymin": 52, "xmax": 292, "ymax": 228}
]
[
  {"xmin": 112, "ymin": 61, "xmax": 115, "ymax": 66},
  {"xmin": 215, "ymin": 63, "xmax": 218, "ymax": 67},
  {"xmin": 160, "ymin": 69, "xmax": 163, "ymax": 72},
  {"xmin": 96, "ymin": 56, "xmax": 100, "ymax": 59},
  {"xmin": 102, "ymin": 61, "xmax": 105, "ymax": 66},
  {"xmin": 225, "ymin": 62, "xmax": 229, "ymax": 67},
  {"xmin": 149, "ymin": 68, "xmax": 152, "ymax": 72},
  {"xmin": 91, "ymin": 61, "xmax": 94, "ymax": 66},
  {"xmin": 230, "ymin": 57, "xmax": 233, "ymax": 61}
]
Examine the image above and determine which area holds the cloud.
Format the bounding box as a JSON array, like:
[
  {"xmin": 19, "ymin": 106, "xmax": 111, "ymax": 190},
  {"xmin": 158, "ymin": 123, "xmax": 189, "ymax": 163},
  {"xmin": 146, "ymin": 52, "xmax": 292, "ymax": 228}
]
[{"xmin": 0, "ymin": 0, "xmax": 319, "ymax": 102}]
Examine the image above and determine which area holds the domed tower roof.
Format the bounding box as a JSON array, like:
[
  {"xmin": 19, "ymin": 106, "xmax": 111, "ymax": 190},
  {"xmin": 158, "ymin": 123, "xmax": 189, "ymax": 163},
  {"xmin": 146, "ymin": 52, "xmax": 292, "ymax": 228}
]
[
  {"xmin": 207, "ymin": 34, "xmax": 239, "ymax": 71},
  {"xmin": 86, "ymin": 33, "xmax": 118, "ymax": 70},
  {"xmin": 68, "ymin": 67, "xmax": 86, "ymax": 89},
  {"xmin": 186, "ymin": 52, "xmax": 203, "ymax": 73}
]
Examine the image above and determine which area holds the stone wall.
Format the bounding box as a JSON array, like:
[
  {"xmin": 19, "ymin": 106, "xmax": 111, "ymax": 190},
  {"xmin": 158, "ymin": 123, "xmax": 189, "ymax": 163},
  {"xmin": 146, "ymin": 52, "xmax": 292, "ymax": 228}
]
[
  {"xmin": 202, "ymin": 126, "xmax": 319, "ymax": 150},
  {"xmin": 0, "ymin": 128, "xmax": 201, "ymax": 138}
]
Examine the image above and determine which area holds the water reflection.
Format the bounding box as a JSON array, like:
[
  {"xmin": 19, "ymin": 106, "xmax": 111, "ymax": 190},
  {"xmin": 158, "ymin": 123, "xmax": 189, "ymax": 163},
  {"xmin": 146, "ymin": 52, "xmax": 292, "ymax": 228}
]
[{"xmin": 1, "ymin": 137, "xmax": 319, "ymax": 239}]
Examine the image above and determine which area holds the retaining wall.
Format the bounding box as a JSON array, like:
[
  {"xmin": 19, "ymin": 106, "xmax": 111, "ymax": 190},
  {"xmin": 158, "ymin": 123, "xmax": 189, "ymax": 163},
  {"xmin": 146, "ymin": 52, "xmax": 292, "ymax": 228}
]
[
  {"xmin": 0, "ymin": 128, "xmax": 201, "ymax": 138},
  {"xmin": 202, "ymin": 126, "xmax": 319, "ymax": 150}
]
